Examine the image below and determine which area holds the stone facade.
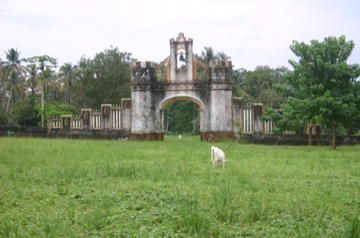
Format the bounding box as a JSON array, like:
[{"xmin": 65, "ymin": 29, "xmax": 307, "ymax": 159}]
[{"xmin": 130, "ymin": 33, "xmax": 234, "ymax": 141}]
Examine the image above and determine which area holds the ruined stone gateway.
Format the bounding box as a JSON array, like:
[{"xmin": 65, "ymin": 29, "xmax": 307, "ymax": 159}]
[
  {"xmin": 48, "ymin": 33, "xmax": 270, "ymax": 140},
  {"xmin": 131, "ymin": 33, "xmax": 234, "ymax": 141}
]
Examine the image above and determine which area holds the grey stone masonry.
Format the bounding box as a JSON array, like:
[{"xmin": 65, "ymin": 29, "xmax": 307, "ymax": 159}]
[{"xmin": 130, "ymin": 33, "xmax": 234, "ymax": 140}]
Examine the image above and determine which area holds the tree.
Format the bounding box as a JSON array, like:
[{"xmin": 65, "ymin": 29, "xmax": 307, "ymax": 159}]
[
  {"xmin": 0, "ymin": 57, "xmax": 5, "ymax": 115},
  {"xmin": 75, "ymin": 47, "xmax": 132, "ymax": 107},
  {"xmin": 0, "ymin": 48, "xmax": 26, "ymax": 122},
  {"xmin": 216, "ymin": 51, "xmax": 230, "ymax": 61},
  {"xmin": 345, "ymin": 80, "xmax": 360, "ymax": 135},
  {"xmin": 26, "ymin": 63, "xmax": 39, "ymax": 98},
  {"xmin": 13, "ymin": 97, "xmax": 40, "ymax": 126},
  {"xmin": 287, "ymin": 36, "xmax": 360, "ymax": 148},
  {"xmin": 165, "ymin": 100, "xmax": 200, "ymax": 134},
  {"xmin": 201, "ymin": 47, "xmax": 215, "ymax": 64},
  {"xmin": 27, "ymin": 55, "xmax": 57, "ymax": 127},
  {"xmin": 232, "ymin": 66, "xmax": 289, "ymax": 107},
  {"xmin": 59, "ymin": 63, "xmax": 78, "ymax": 104}
]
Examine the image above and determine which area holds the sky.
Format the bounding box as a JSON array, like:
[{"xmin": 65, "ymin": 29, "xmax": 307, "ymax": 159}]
[{"xmin": 1, "ymin": 0, "xmax": 359, "ymax": 70}]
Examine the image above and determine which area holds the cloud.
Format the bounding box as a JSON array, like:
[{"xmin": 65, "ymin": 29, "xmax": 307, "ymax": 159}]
[
  {"xmin": 0, "ymin": 0, "xmax": 359, "ymax": 70},
  {"xmin": 6, "ymin": 13, "xmax": 56, "ymax": 30}
]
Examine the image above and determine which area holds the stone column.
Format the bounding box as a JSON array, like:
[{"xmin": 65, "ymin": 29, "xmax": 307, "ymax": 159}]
[
  {"xmin": 187, "ymin": 39, "xmax": 193, "ymax": 81},
  {"xmin": 131, "ymin": 90, "xmax": 163, "ymax": 139},
  {"xmin": 170, "ymin": 39, "xmax": 176, "ymax": 82}
]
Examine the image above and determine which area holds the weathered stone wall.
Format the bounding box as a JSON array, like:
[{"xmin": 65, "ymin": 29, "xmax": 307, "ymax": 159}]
[
  {"xmin": 131, "ymin": 80, "xmax": 211, "ymax": 138},
  {"xmin": 209, "ymin": 86, "xmax": 233, "ymax": 132},
  {"xmin": 131, "ymin": 90, "xmax": 155, "ymax": 134},
  {"xmin": 129, "ymin": 33, "xmax": 236, "ymax": 140},
  {"xmin": 121, "ymin": 100, "xmax": 132, "ymax": 130},
  {"xmin": 207, "ymin": 59, "xmax": 233, "ymax": 135},
  {"xmin": 0, "ymin": 126, "xmax": 129, "ymax": 139},
  {"xmin": 232, "ymin": 98, "xmax": 242, "ymax": 135},
  {"xmin": 130, "ymin": 79, "xmax": 234, "ymax": 140}
]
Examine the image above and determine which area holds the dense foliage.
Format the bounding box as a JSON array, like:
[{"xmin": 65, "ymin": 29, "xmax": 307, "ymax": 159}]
[
  {"xmin": 75, "ymin": 48, "xmax": 132, "ymax": 107},
  {"xmin": 232, "ymin": 66, "xmax": 290, "ymax": 107},
  {"xmin": 267, "ymin": 36, "xmax": 360, "ymax": 148},
  {"xmin": 164, "ymin": 101, "xmax": 200, "ymax": 135},
  {"xmin": 0, "ymin": 47, "xmax": 132, "ymax": 126}
]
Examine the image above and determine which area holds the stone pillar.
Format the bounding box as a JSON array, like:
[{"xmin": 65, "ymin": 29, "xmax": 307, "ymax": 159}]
[
  {"xmin": 232, "ymin": 97, "xmax": 242, "ymax": 136},
  {"xmin": 200, "ymin": 59, "xmax": 234, "ymax": 141},
  {"xmin": 131, "ymin": 91, "xmax": 154, "ymax": 134},
  {"xmin": 208, "ymin": 87, "xmax": 233, "ymax": 139},
  {"xmin": 130, "ymin": 61, "xmax": 164, "ymax": 140},
  {"xmin": 170, "ymin": 39, "xmax": 176, "ymax": 82},
  {"xmin": 187, "ymin": 39, "xmax": 193, "ymax": 81}
]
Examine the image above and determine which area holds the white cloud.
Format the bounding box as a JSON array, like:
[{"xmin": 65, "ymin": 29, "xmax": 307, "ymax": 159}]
[{"xmin": 0, "ymin": 0, "xmax": 359, "ymax": 70}]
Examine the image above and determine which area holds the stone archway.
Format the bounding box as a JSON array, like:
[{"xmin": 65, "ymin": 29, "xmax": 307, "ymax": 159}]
[
  {"xmin": 159, "ymin": 95, "xmax": 205, "ymax": 136},
  {"xmin": 159, "ymin": 95, "xmax": 205, "ymax": 111},
  {"xmin": 130, "ymin": 33, "xmax": 234, "ymax": 141}
]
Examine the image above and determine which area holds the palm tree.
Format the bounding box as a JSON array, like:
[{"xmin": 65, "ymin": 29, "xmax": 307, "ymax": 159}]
[
  {"xmin": 59, "ymin": 63, "xmax": 77, "ymax": 104},
  {"xmin": 1, "ymin": 48, "xmax": 26, "ymax": 116},
  {"xmin": 201, "ymin": 46, "xmax": 215, "ymax": 64},
  {"xmin": 0, "ymin": 58, "xmax": 4, "ymax": 107},
  {"xmin": 27, "ymin": 55, "xmax": 57, "ymax": 127},
  {"xmin": 216, "ymin": 52, "xmax": 230, "ymax": 61},
  {"xmin": 26, "ymin": 63, "xmax": 39, "ymax": 97}
]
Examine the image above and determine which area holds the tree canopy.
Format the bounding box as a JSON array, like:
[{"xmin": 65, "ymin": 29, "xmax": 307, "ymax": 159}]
[
  {"xmin": 285, "ymin": 36, "xmax": 360, "ymax": 148},
  {"xmin": 0, "ymin": 47, "xmax": 133, "ymax": 126},
  {"xmin": 75, "ymin": 47, "xmax": 132, "ymax": 107},
  {"xmin": 232, "ymin": 66, "xmax": 289, "ymax": 107}
]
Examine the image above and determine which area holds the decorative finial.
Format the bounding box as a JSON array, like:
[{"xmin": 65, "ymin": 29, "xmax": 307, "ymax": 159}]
[{"xmin": 176, "ymin": 32, "xmax": 186, "ymax": 42}]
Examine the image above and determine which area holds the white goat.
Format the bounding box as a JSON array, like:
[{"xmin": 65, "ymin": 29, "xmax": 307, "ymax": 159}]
[{"xmin": 210, "ymin": 146, "xmax": 226, "ymax": 168}]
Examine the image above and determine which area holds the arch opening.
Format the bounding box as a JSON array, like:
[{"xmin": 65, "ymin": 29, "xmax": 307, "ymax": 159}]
[
  {"xmin": 159, "ymin": 95, "xmax": 205, "ymax": 138},
  {"xmin": 159, "ymin": 95, "xmax": 205, "ymax": 111}
]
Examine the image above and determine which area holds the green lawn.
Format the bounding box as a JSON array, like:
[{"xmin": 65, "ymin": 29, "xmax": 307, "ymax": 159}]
[{"xmin": 0, "ymin": 136, "xmax": 359, "ymax": 237}]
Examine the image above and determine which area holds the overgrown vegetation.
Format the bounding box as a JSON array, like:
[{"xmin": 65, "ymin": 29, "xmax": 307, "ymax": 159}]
[
  {"xmin": 232, "ymin": 66, "xmax": 290, "ymax": 108},
  {"xmin": 164, "ymin": 100, "xmax": 200, "ymax": 134},
  {"xmin": 0, "ymin": 47, "xmax": 132, "ymax": 126},
  {"xmin": 0, "ymin": 137, "xmax": 359, "ymax": 237}
]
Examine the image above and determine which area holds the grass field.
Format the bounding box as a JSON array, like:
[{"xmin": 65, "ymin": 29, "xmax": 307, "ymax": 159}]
[{"xmin": 0, "ymin": 136, "xmax": 359, "ymax": 237}]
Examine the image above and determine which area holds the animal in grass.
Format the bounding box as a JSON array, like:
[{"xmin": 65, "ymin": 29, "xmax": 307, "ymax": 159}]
[
  {"xmin": 210, "ymin": 146, "xmax": 227, "ymax": 168},
  {"xmin": 178, "ymin": 134, "xmax": 182, "ymax": 139}
]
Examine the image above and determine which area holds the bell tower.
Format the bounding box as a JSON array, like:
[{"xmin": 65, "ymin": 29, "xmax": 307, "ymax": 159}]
[
  {"xmin": 130, "ymin": 33, "xmax": 234, "ymax": 141},
  {"xmin": 169, "ymin": 32, "xmax": 193, "ymax": 81}
]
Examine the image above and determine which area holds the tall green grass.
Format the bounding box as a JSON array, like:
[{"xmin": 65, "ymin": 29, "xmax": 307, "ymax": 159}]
[{"xmin": 0, "ymin": 136, "xmax": 359, "ymax": 237}]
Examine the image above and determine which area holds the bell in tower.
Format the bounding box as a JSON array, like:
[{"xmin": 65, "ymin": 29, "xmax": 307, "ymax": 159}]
[
  {"xmin": 170, "ymin": 32, "xmax": 194, "ymax": 81},
  {"xmin": 177, "ymin": 48, "xmax": 186, "ymax": 69},
  {"xmin": 179, "ymin": 53, "xmax": 185, "ymax": 62}
]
